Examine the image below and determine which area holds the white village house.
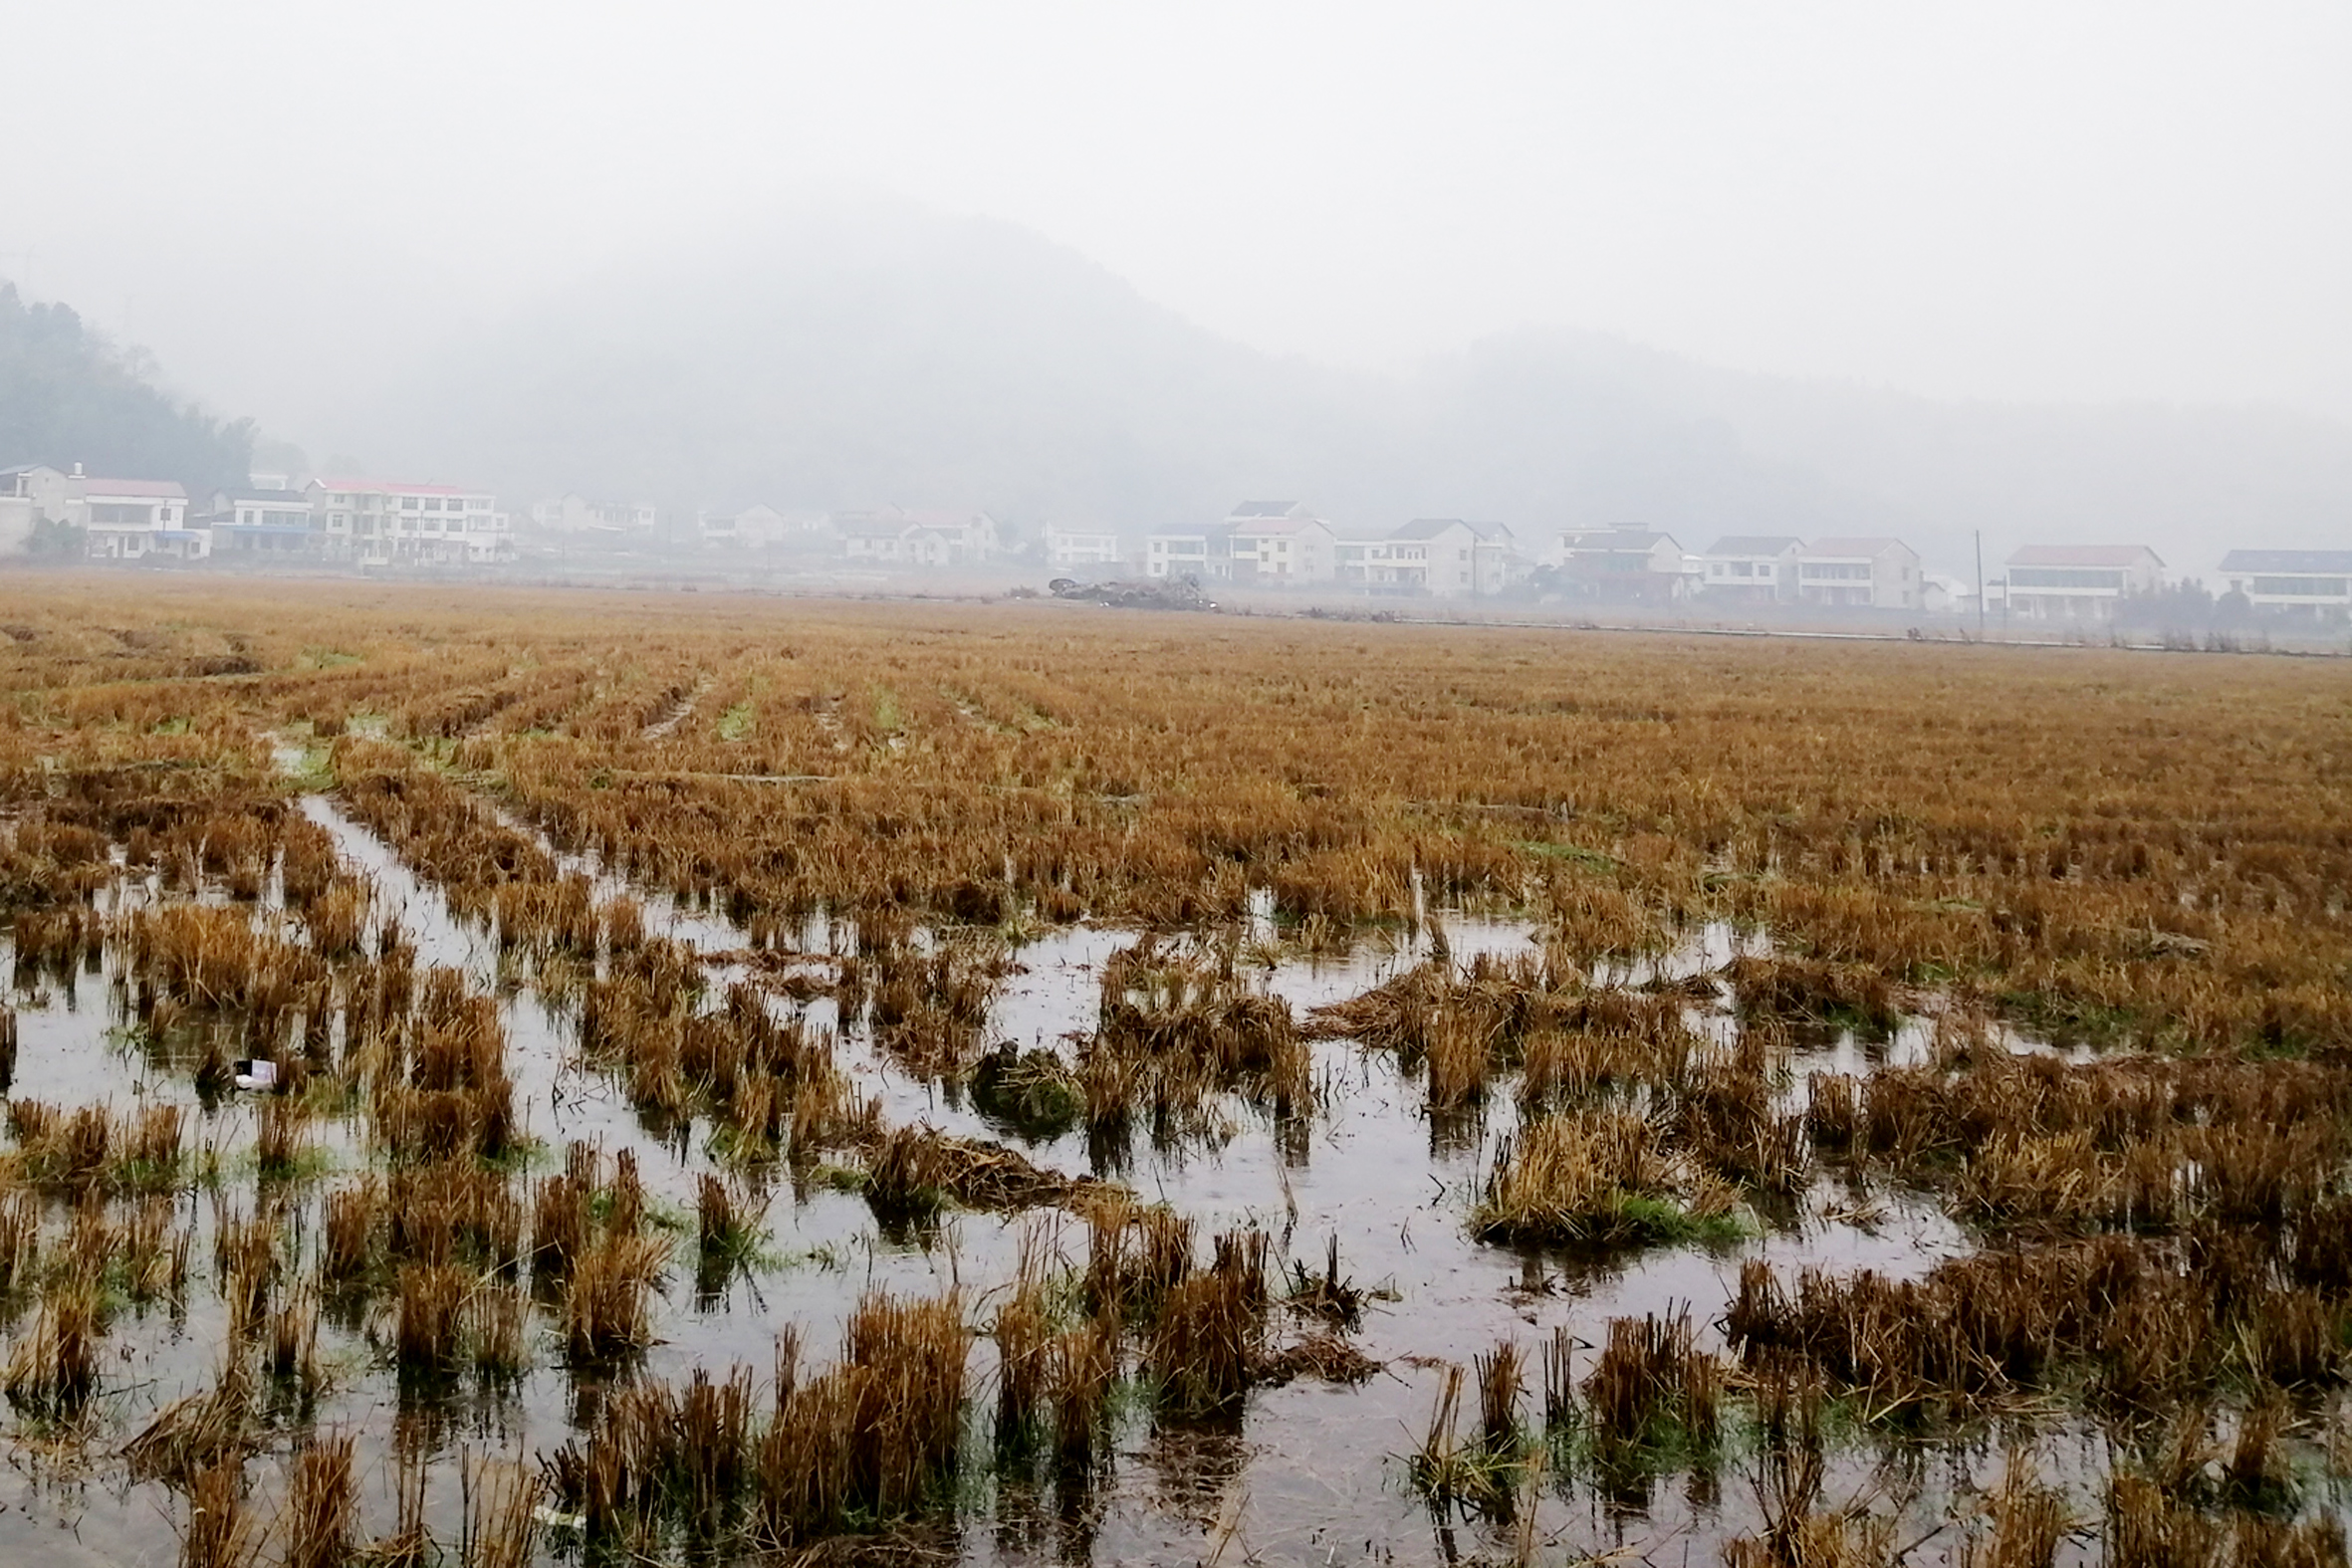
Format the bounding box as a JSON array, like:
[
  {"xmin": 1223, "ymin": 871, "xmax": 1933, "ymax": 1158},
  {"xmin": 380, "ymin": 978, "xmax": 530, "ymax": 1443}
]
[
  {"xmin": 2219, "ymin": 550, "xmax": 2352, "ymax": 620},
  {"xmin": 0, "ymin": 464, "xmax": 74, "ymax": 552},
  {"xmin": 303, "ymin": 478, "xmax": 510, "ymax": 565},
  {"xmin": 532, "ymin": 495, "xmax": 657, "ymax": 535},
  {"xmin": 209, "ymin": 487, "xmax": 319, "ymax": 556},
  {"xmin": 1046, "ymin": 527, "xmax": 1124, "ymax": 570},
  {"xmin": 1224, "ymin": 502, "xmax": 1337, "ymax": 584},
  {"xmin": 1336, "ymin": 519, "xmax": 1524, "ymax": 597},
  {"xmin": 84, "ymin": 478, "xmax": 200, "ymax": 560},
  {"xmin": 833, "ymin": 508, "xmax": 1002, "ymax": 566},
  {"xmin": 2002, "ymin": 545, "xmax": 2164, "ymax": 621},
  {"xmin": 1697, "ymin": 536, "xmax": 1803, "ymax": 603},
  {"xmin": 1557, "ymin": 528, "xmax": 1688, "ymax": 602},
  {"xmin": 1145, "ymin": 524, "xmax": 1231, "ymax": 581},
  {"xmin": 700, "ymin": 504, "xmax": 828, "ymax": 549},
  {"xmin": 1796, "ymin": 538, "xmax": 1922, "ymax": 610}
]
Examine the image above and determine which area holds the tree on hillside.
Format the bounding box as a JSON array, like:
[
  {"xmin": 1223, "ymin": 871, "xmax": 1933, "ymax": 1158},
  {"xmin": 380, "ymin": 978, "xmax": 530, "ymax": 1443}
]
[{"xmin": 0, "ymin": 283, "xmax": 253, "ymax": 493}]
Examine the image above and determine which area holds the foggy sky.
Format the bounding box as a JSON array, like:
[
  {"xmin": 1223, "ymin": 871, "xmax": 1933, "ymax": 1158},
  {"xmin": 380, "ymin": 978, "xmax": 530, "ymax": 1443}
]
[{"xmin": 4, "ymin": 1, "xmax": 2349, "ymax": 436}]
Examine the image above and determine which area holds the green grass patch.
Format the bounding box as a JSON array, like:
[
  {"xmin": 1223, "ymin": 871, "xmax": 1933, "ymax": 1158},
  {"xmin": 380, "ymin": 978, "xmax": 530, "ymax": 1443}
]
[{"xmin": 1515, "ymin": 838, "xmax": 1621, "ymax": 873}]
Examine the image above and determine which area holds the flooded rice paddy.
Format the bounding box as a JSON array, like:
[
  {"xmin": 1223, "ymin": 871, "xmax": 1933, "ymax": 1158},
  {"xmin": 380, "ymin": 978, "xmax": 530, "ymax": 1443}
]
[{"xmin": 0, "ymin": 783, "xmax": 2276, "ymax": 1568}]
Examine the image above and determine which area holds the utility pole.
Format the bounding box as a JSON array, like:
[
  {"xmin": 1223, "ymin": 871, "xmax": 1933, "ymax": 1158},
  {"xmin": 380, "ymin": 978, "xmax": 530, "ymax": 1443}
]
[{"xmin": 1974, "ymin": 530, "xmax": 1985, "ymax": 640}]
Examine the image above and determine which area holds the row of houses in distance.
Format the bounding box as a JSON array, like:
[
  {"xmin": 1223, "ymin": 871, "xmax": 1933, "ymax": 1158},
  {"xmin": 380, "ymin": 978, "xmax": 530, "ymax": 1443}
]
[
  {"xmin": 1704, "ymin": 539, "xmax": 2352, "ymax": 621},
  {"xmin": 688, "ymin": 503, "xmax": 1126, "ymax": 570},
  {"xmin": 599, "ymin": 498, "xmax": 1122, "ymax": 569},
  {"xmin": 1145, "ymin": 511, "xmax": 2352, "ymax": 620},
  {"xmin": 17, "ymin": 464, "xmax": 2349, "ymax": 621},
  {"xmin": 0, "ymin": 464, "xmax": 514, "ymax": 564},
  {"xmin": 1142, "ymin": 510, "xmax": 1927, "ymax": 606},
  {"xmin": 1147, "ymin": 504, "xmax": 1527, "ymax": 596},
  {"xmin": 1969, "ymin": 545, "xmax": 2352, "ymax": 622}
]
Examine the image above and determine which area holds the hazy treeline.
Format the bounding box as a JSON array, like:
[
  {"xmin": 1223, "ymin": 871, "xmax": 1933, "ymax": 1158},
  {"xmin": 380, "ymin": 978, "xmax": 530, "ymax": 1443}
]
[{"xmin": 0, "ymin": 284, "xmax": 255, "ymax": 496}]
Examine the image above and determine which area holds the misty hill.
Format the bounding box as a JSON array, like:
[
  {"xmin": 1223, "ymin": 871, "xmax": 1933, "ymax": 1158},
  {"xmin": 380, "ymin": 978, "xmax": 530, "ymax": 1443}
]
[
  {"xmin": 0, "ymin": 285, "xmax": 254, "ymax": 495},
  {"xmin": 317, "ymin": 205, "xmax": 2352, "ymax": 575}
]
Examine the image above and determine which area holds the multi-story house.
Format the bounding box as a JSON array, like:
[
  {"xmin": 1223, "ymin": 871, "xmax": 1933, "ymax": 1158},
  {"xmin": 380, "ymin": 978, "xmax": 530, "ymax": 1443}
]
[
  {"xmin": 1046, "ymin": 528, "xmax": 1124, "ymax": 570},
  {"xmin": 1214, "ymin": 502, "xmax": 1332, "ymax": 585},
  {"xmin": 1557, "ymin": 528, "xmax": 1688, "ymax": 602},
  {"xmin": 208, "ymin": 488, "xmax": 319, "ymax": 556},
  {"xmin": 83, "ymin": 479, "xmax": 196, "ymax": 560},
  {"xmin": 1145, "ymin": 525, "xmax": 1232, "ymax": 580},
  {"xmin": 303, "ymin": 479, "xmax": 509, "ymax": 564},
  {"xmin": 1697, "ymin": 536, "xmax": 1804, "ymax": 603},
  {"xmin": 2218, "ymin": 550, "xmax": 2352, "ymax": 620},
  {"xmin": 2001, "ymin": 545, "xmax": 2163, "ymax": 621},
  {"xmin": 1338, "ymin": 519, "xmax": 1523, "ymax": 596},
  {"xmin": 830, "ymin": 508, "xmax": 999, "ymax": 563},
  {"xmin": 1796, "ymin": 538, "xmax": 1922, "ymax": 610},
  {"xmin": 838, "ymin": 515, "xmax": 956, "ymax": 565}
]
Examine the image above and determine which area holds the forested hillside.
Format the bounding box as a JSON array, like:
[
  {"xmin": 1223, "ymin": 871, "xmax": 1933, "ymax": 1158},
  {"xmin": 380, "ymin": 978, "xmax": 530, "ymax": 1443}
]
[{"xmin": 0, "ymin": 283, "xmax": 253, "ymax": 493}]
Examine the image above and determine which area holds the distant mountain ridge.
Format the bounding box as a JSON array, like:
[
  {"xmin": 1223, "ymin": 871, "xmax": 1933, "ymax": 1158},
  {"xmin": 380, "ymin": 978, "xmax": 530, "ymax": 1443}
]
[
  {"xmin": 32, "ymin": 200, "xmax": 2352, "ymax": 579},
  {"xmin": 316, "ymin": 204, "xmax": 2348, "ymax": 576}
]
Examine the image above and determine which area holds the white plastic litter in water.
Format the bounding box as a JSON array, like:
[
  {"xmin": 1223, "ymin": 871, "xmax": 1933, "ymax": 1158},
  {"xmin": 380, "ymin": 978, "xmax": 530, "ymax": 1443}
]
[{"xmin": 231, "ymin": 1059, "xmax": 277, "ymax": 1091}]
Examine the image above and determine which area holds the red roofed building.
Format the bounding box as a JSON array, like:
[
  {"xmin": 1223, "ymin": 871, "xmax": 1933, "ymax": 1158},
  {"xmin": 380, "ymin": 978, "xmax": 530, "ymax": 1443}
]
[{"xmin": 2002, "ymin": 545, "xmax": 2164, "ymax": 621}]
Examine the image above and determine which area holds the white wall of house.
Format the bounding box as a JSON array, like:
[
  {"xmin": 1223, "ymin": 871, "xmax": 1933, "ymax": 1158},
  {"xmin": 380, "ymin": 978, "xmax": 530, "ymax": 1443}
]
[
  {"xmin": 2217, "ymin": 553, "xmax": 2352, "ymax": 617},
  {"xmin": 1702, "ymin": 555, "xmax": 1792, "ymax": 595},
  {"xmin": 82, "ymin": 482, "xmax": 188, "ymax": 560},
  {"xmin": 1337, "ymin": 537, "xmax": 1429, "ymax": 591},
  {"xmin": 1796, "ymin": 540, "xmax": 1921, "ymax": 609},
  {"xmin": 2003, "ymin": 548, "xmax": 2163, "ymax": 620},
  {"xmin": 1147, "ymin": 531, "xmax": 1230, "ymax": 580},
  {"xmin": 1047, "ymin": 529, "xmax": 1124, "ymax": 568},
  {"xmin": 1228, "ymin": 519, "xmax": 1337, "ymax": 583},
  {"xmin": 1409, "ymin": 522, "xmax": 1482, "ymax": 596},
  {"xmin": 1556, "ymin": 531, "xmax": 1689, "ymax": 598},
  {"xmin": 1698, "ymin": 540, "xmax": 1803, "ymax": 602},
  {"xmin": 1469, "ymin": 526, "xmax": 1522, "ymax": 595},
  {"xmin": 1, "ymin": 466, "xmax": 73, "ymax": 523},
  {"xmin": 2229, "ymin": 572, "xmax": 2352, "ymax": 616},
  {"xmin": 304, "ymin": 480, "xmax": 505, "ymax": 563}
]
